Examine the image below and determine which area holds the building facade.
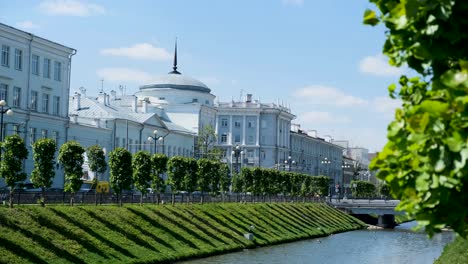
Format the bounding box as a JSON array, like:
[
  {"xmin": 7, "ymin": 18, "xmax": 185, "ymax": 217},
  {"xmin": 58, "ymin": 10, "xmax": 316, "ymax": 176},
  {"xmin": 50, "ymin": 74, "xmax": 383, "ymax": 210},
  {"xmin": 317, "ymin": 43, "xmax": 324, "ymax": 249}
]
[{"xmin": 0, "ymin": 23, "xmax": 75, "ymax": 187}]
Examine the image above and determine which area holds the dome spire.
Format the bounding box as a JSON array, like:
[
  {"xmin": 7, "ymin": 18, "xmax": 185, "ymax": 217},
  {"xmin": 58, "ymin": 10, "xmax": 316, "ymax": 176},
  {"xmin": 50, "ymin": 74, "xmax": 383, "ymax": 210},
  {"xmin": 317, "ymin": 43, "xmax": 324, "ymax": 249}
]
[{"xmin": 169, "ymin": 38, "xmax": 181, "ymax": 74}]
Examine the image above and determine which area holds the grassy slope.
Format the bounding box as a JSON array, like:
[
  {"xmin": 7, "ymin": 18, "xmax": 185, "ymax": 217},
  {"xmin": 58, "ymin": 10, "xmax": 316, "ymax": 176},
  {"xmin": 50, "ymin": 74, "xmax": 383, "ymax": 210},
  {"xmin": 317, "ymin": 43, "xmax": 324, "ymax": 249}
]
[
  {"xmin": 435, "ymin": 236, "xmax": 468, "ymax": 264},
  {"xmin": 0, "ymin": 203, "xmax": 365, "ymax": 264}
]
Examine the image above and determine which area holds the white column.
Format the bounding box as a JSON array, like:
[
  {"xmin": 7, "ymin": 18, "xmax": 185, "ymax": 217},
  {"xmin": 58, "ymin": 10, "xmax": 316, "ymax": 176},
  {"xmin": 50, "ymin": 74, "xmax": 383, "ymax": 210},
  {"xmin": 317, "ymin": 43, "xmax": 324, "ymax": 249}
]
[
  {"xmin": 229, "ymin": 115, "xmax": 233, "ymax": 144},
  {"xmin": 215, "ymin": 114, "xmax": 219, "ymax": 137},
  {"xmin": 242, "ymin": 115, "xmax": 246, "ymax": 145},
  {"xmin": 256, "ymin": 115, "xmax": 260, "ymax": 146}
]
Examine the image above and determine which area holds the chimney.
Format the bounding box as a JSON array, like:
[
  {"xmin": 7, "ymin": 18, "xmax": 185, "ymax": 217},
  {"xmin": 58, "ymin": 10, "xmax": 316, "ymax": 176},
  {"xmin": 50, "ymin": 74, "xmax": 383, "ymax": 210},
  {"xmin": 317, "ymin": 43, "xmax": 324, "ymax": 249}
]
[
  {"xmin": 246, "ymin": 93, "xmax": 252, "ymax": 103},
  {"xmin": 97, "ymin": 92, "xmax": 106, "ymax": 105},
  {"xmin": 142, "ymin": 98, "xmax": 148, "ymax": 113},
  {"xmin": 105, "ymin": 94, "xmax": 110, "ymax": 106},
  {"xmin": 132, "ymin": 96, "xmax": 137, "ymax": 113},
  {"xmin": 73, "ymin": 92, "xmax": 81, "ymax": 110}
]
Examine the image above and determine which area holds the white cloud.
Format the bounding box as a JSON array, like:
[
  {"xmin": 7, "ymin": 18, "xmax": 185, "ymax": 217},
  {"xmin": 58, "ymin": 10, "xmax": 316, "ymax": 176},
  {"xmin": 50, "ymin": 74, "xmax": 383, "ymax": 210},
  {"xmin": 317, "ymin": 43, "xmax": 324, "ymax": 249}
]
[
  {"xmin": 297, "ymin": 111, "xmax": 351, "ymax": 124},
  {"xmin": 372, "ymin": 96, "xmax": 402, "ymax": 116},
  {"xmin": 16, "ymin": 21, "xmax": 40, "ymax": 30},
  {"xmin": 100, "ymin": 43, "xmax": 171, "ymax": 61},
  {"xmin": 359, "ymin": 54, "xmax": 404, "ymax": 77},
  {"xmin": 96, "ymin": 68, "xmax": 153, "ymax": 82},
  {"xmin": 293, "ymin": 85, "xmax": 368, "ymax": 107},
  {"xmin": 283, "ymin": 0, "xmax": 304, "ymax": 6},
  {"xmin": 39, "ymin": 0, "xmax": 106, "ymax": 17}
]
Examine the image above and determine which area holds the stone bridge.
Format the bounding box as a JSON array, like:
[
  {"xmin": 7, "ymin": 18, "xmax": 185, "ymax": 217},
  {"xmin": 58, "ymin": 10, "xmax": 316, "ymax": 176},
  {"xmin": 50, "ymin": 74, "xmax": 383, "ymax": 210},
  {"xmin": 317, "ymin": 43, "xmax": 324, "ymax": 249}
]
[{"xmin": 330, "ymin": 199, "xmax": 403, "ymax": 228}]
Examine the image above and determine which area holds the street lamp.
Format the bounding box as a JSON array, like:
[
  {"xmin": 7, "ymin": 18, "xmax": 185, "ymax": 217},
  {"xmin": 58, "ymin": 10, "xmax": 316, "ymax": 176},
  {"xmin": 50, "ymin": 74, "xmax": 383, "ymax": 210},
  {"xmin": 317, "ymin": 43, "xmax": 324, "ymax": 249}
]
[
  {"xmin": 284, "ymin": 156, "xmax": 295, "ymax": 172},
  {"xmin": 341, "ymin": 161, "xmax": 351, "ymax": 198},
  {"xmin": 147, "ymin": 129, "xmax": 159, "ymax": 154},
  {"xmin": 231, "ymin": 145, "xmax": 243, "ymax": 174},
  {"xmin": 0, "ymin": 100, "xmax": 13, "ymax": 142},
  {"xmin": 321, "ymin": 157, "xmax": 332, "ymax": 199}
]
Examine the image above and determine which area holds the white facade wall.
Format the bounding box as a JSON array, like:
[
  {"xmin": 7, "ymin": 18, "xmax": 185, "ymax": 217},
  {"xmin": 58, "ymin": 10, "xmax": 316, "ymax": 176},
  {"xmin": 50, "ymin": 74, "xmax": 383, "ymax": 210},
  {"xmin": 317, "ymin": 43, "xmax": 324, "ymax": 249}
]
[{"xmin": 0, "ymin": 23, "xmax": 75, "ymax": 188}]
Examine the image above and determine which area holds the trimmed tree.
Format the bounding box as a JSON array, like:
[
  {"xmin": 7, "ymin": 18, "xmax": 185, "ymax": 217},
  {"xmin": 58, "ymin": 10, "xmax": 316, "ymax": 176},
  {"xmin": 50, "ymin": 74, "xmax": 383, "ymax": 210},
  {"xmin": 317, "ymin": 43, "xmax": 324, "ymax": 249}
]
[
  {"xmin": 31, "ymin": 138, "xmax": 56, "ymax": 207},
  {"xmin": 109, "ymin": 147, "xmax": 133, "ymax": 206},
  {"xmin": 183, "ymin": 157, "xmax": 198, "ymax": 203},
  {"xmin": 167, "ymin": 156, "xmax": 186, "ymax": 205},
  {"xmin": 365, "ymin": 0, "xmax": 468, "ymax": 236},
  {"xmin": 151, "ymin": 153, "xmax": 168, "ymax": 204},
  {"xmin": 132, "ymin": 151, "xmax": 152, "ymax": 205},
  {"xmin": 197, "ymin": 158, "xmax": 213, "ymax": 204},
  {"xmin": 219, "ymin": 164, "xmax": 231, "ymax": 202},
  {"xmin": 86, "ymin": 145, "xmax": 107, "ymax": 205},
  {"xmin": 0, "ymin": 134, "xmax": 28, "ymax": 208},
  {"xmin": 58, "ymin": 141, "xmax": 85, "ymax": 206}
]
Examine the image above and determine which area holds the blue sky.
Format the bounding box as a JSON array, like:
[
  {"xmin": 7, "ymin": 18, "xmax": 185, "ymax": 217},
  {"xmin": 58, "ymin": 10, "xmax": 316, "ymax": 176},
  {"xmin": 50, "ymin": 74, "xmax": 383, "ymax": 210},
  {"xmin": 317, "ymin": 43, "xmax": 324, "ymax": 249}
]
[{"xmin": 1, "ymin": 0, "xmax": 405, "ymax": 152}]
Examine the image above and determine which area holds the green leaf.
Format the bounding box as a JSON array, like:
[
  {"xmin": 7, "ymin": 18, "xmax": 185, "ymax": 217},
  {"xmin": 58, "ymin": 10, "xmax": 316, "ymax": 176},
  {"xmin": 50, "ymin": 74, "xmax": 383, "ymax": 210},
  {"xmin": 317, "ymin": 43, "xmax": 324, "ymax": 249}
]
[
  {"xmin": 363, "ymin": 9, "xmax": 379, "ymax": 26},
  {"xmin": 419, "ymin": 100, "xmax": 449, "ymax": 114},
  {"xmin": 446, "ymin": 132, "xmax": 463, "ymax": 152}
]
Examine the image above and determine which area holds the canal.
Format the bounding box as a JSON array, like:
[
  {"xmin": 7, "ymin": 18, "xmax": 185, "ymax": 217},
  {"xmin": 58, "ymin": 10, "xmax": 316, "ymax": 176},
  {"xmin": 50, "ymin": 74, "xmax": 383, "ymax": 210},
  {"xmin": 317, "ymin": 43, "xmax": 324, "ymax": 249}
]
[{"xmin": 180, "ymin": 221, "xmax": 454, "ymax": 264}]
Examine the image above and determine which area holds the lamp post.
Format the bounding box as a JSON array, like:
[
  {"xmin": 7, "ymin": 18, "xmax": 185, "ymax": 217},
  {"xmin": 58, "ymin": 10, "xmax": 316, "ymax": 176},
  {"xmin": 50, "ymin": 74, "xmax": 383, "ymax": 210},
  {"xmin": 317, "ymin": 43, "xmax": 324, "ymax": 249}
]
[
  {"xmin": 147, "ymin": 130, "xmax": 159, "ymax": 154},
  {"xmin": 284, "ymin": 156, "xmax": 295, "ymax": 172},
  {"xmin": 231, "ymin": 145, "xmax": 243, "ymax": 174},
  {"xmin": 0, "ymin": 100, "xmax": 13, "ymax": 142},
  {"xmin": 321, "ymin": 157, "xmax": 332, "ymax": 200},
  {"xmin": 341, "ymin": 161, "xmax": 351, "ymax": 198}
]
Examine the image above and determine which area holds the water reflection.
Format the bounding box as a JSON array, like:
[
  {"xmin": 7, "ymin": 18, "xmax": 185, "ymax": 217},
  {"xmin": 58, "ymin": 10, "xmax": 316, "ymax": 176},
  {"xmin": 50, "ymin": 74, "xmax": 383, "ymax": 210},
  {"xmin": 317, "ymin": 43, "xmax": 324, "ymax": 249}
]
[{"xmin": 180, "ymin": 222, "xmax": 454, "ymax": 264}]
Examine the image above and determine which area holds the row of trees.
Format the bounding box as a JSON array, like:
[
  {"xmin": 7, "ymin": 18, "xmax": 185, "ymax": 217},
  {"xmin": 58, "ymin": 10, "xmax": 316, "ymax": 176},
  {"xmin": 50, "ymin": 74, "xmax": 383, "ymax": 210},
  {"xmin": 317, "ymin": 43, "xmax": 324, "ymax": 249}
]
[{"xmin": 233, "ymin": 167, "xmax": 331, "ymax": 202}]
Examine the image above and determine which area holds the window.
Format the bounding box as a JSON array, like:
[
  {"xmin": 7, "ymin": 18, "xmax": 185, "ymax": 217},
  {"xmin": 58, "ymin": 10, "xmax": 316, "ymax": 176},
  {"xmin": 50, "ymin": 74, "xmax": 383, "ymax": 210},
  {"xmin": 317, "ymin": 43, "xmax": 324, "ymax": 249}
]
[
  {"xmin": 53, "ymin": 96, "xmax": 60, "ymax": 115},
  {"xmin": 42, "ymin": 93, "xmax": 49, "ymax": 113},
  {"xmin": 122, "ymin": 138, "xmax": 126, "ymax": 148},
  {"xmin": 116, "ymin": 137, "xmax": 120, "ymax": 147},
  {"xmin": 32, "ymin": 55, "xmax": 39, "ymax": 75},
  {"xmin": 159, "ymin": 97, "xmax": 165, "ymax": 100},
  {"xmin": 247, "ymin": 150, "xmax": 254, "ymax": 158},
  {"xmin": 14, "ymin": 49, "xmax": 22, "ymax": 70},
  {"xmin": 192, "ymin": 98, "xmax": 198, "ymax": 103},
  {"xmin": 41, "ymin": 129, "xmax": 48, "ymax": 138},
  {"xmin": 129, "ymin": 139, "xmax": 133, "ymax": 152},
  {"xmin": 31, "ymin": 91, "xmax": 38, "ymax": 111},
  {"xmin": 248, "ymin": 121, "xmax": 254, "ymax": 128},
  {"xmin": 234, "ymin": 121, "xmax": 241, "ymax": 128},
  {"xmin": 29, "ymin": 127, "xmax": 36, "ymax": 145},
  {"xmin": 54, "ymin": 61, "xmax": 61, "ymax": 81},
  {"xmin": 1, "ymin": 45, "xmax": 10, "ymax": 67},
  {"xmin": 52, "ymin": 131, "xmax": 58, "ymax": 145},
  {"xmin": 221, "ymin": 118, "xmax": 228, "ymax": 127},
  {"xmin": 261, "ymin": 120, "xmax": 267, "ymax": 128},
  {"xmin": 13, "ymin": 125, "xmax": 19, "ymax": 135},
  {"xmin": 221, "ymin": 133, "xmax": 227, "ymax": 143},
  {"xmin": 205, "ymin": 100, "xmax": 209, "ymax": 105},
  {"xmin": 0, "ymin": 83, "xmax": 7, "ymax": 101},
  {"xmin": 13, "ymin": 87, "xmax": 21, "ymax": 107},
  {"xmin": 234, "ymin": 134, "xmax": 241, "ymax": 143},
  {"xmin": 248, "ymin": 135, "xmax": 254, "ymax": 144},
  {"xmin": 43, "ymin": 58, "xmax": 51, "ymax": 78}
]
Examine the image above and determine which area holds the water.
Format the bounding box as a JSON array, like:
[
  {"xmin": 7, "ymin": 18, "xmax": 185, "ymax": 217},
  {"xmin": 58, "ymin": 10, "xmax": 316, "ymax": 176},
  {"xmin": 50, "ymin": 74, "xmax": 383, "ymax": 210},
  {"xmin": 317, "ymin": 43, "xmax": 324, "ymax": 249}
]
[{"xmin": 180, "ymin": 222, "xmax": 454, "ymax": 264}]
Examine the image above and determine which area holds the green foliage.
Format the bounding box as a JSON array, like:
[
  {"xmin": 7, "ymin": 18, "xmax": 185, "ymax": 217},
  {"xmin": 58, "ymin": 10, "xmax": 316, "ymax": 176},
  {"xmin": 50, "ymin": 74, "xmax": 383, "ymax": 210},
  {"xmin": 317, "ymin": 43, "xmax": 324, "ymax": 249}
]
[
  {"xmin": 379, "ymin": 184, "xmax": 391, "ymax": 198},
  {"xmin": 86, "ymin": 145, "xmax": 107, "ymax": 181},
  {"xmin": 109, "ymin": 148, "xmax": 133, "ymax": 197},
  {"xmin": 31, "ymin": 138, "xmax": 56, "ymax": 189},
  {"xmin": 435, "ymin": 237, "xmax": 468, "ymax": 264},
  {"xmin": 150, "ymin": 153, "xmax": 168, "ymax": 194},
  {"xmin": 0, "ymin": 135, "xmax": 28, "ymax": 187},
  {"xmin": 219, "ymin": 164, "xmax": 231, "ymax": 193},
  {"xmin": 231, "ymin": 172, "xmax": 244, "ymax": 193},
  {"xmin": 132, "ymin": 151, "xmax": 152, "ymax": 197},
  {"xmin": 197, "ymin": 158, "xmax": 214, "ymax": 194},
  {"xmin": 351, "ymin": 180, "xmax": 376, "ymax": 198},
  {"xmin": 310, "ymin": 176, "xmax": 331, "ymax": 197},
  {"xmin": 0, "ymin": 135, "xmax": 28, "ymax": 208},
  {"xmin": 167, "ymin": 156, "xmax": 197, "ymax": 197},
  {"xmin": 183, "ymin": 158, "xmax": 198, "ymax": 194},
  {"xmin": 58, "ymin": 141, "xmax": 85, "ymax": 196},
  {"xmin": 197, "ymin": 124, "xmax": 223, "ymax": 160},
  {"xmin": 366, "ymin": 0, "xmax": 468, "ymax": 237}
]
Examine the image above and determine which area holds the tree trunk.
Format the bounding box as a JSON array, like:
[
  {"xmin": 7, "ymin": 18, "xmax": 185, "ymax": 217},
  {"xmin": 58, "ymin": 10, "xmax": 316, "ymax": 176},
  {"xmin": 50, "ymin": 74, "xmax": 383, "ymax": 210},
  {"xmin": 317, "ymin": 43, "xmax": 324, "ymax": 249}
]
[
  {"xmin": 140, "ymin": 193, "xmax": 143, "ymax": 206},
  {"xmin": 9, "ymin": 188, "xmax": 13, "ymax": 208},
  {"xmin": 157, "ymin": 193, "xmax": 161, "ymax": 204},
  {"xmin": 95, "ymin": 190, "xmax": 98, "ymax": 206},
  {"xmin": 201, "ymin": 191, "xmax": 204, "ymax": 204},
  {"xmin": 172, "ymin": 193, "xmax": 175, "ymax": 205},
  {"xmin": 119, "ymin": 193, "xmax": 123, "ymax": 207},
  {"xmin": 71, "ymin": 192, "xmax": 75, "ymax": 206},
  {"xmin": 40, "ymin": 187, "xmax": 45, "ymax": 207}
]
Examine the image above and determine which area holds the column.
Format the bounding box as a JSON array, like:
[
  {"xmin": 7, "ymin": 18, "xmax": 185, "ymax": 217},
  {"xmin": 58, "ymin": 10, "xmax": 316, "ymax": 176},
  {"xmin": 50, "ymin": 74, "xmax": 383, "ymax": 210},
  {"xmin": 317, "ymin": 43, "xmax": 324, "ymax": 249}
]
[
  {"xmin": 229, "ymin": 115, "xmax": 233, "ymax": 144},
  {"xmin": 256, "ymin": 115, "xmax": 260, "ymax": 146},
  {"xmin": 242, "ymin": 115, "xmax": 246, "ymax": 145}
]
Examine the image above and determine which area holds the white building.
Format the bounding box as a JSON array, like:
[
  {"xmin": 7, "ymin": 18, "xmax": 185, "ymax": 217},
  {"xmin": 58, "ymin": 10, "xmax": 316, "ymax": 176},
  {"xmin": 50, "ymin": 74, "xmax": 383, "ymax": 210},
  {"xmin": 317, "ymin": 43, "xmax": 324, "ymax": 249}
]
[
  {"xmin": 0, "ymin": 23, "xmax": 75, "ymax": 187},
  {"xmin": 215, "ymin": 94, "xmax": 295, "ymax": 172}
]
